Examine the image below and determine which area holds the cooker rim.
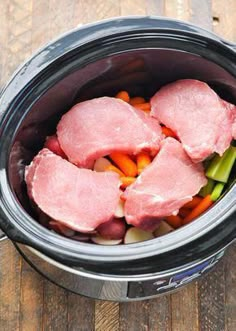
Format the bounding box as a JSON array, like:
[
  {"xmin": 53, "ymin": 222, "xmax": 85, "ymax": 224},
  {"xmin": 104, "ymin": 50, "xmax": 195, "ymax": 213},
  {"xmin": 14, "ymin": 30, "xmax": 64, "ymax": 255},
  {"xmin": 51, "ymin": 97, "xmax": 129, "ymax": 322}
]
[{"xmin": 0, "ymin": 16, "xmax": 235, "ymax": 266}]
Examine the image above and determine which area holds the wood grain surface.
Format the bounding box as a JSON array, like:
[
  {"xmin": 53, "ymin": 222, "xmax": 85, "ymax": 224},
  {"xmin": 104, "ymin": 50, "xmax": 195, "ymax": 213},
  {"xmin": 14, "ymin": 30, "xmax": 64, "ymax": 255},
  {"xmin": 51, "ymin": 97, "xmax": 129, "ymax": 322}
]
[{"xmin": 0, "ymin": 1, "xmax": 235, "ymax": 330}]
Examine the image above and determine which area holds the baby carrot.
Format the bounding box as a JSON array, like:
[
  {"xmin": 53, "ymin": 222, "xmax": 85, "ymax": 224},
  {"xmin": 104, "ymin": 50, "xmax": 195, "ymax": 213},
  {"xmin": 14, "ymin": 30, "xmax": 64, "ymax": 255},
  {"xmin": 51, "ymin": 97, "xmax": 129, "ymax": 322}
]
[
  {"xmin": 115, "ymin": 90, "xmax": 130, "ymax": 103},
  {"xmin": 135, "ymin": 102, "xmax": 151, "ymax": 112},
  {"xmin": 161, "ymin": 126, "xmax": 177, "ymax": 138},
  {"xmin": 129, "ymin": 97, "xmax": 145, "ymax": 105},
  {"xmin": 120, "ymin": 194, "xmax": 126, "ymax": 202},
  {"xmin": 105, "ymin": 164, "xmax": 125, "ymax": 177},
  {"xmin": 110, "ymin": 152, "xmax": 138, "ymax": 177},
  {"xmin": 137, "ymin": 152, "xmax": 151, "ymax": 174},
  {"xmin": 120, "ymin": 176, "xmax": 136, "ymax": 188},
  {"xmin": 183, "ymin": 196, "xmax": 203, "ymax": 209},
  {"xmin": 178, "ymin": 208, "xmax": 190, "ymax": 218},
  {"xmin": 182, "ymin": 195, "xmax": 213, "ymax": 225},
  {"xmin": 165, "ymin": 215, "xmax": 182, "ymax": 229}
]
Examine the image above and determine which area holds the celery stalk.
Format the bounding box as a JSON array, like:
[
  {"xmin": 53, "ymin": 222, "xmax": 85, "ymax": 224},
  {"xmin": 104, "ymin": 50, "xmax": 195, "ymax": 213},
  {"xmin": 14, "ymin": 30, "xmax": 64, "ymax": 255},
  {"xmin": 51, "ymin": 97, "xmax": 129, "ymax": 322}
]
[
  {"xmin": 206, "ymin": 146, "xmax": 236, "ymax": 183},
  {"xmin": 211, "ymin": 182, "xmax": 225, "ymax": 201},
  {"xmin": 199, "ymin": 178, "xmax": 215, "ymax": 197}
]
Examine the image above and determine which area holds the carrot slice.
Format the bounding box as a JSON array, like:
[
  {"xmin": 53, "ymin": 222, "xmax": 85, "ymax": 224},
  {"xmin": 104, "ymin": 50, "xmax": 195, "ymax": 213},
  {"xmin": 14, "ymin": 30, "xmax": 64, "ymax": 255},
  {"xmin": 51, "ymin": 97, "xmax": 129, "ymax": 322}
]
[
  {"xmin": 161, "ymin": 126, "xmax": 177, "ymax": 138},
  {"xmin": 178, "ymin": 208, "xmax": 190, "ymax": 218},
  {"xmin": 120, "ymin": 176, "xmax": 136, "ymax": 188},
  {"xmin": 135, "ymin": 103, "xmax": 151, "ymax": 112},
  {"xmin": 129, "ymin": 97, "xmax": 145, "ymax": 105},
  {"xmin": 115, "ymin": 90, "xmax": 130, "ymax": 103},
  {"xmin": 137, "ymin": 152, "xmax": 151, "ymax": 174},
  {"xmin": 110, "ymin": 152, "xmax": 138, "ymax": 177},
  {"xmin": 183, "ymin": 196, "xmax": 203, "ymax": 209},
  {"xmin": 165, "ymin": 215, "xmax": 182, "ymax": 229},
  {"xmin": 105, "ymin": 165, "xmax": 125, "ymax": 177},
  {"xmin": 182, "ymin": 195, "xmax": 213, "ymax": 225}
]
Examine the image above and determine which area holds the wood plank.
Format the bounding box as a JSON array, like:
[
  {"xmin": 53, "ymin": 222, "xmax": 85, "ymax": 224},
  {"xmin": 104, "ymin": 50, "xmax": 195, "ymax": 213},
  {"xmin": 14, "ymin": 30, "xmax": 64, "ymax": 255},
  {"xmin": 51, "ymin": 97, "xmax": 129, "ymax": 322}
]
[
  {"xmin": 212, "ymin": 0, "xmax": 236, "ymax": 41},
  {"xmin": 171, "ymin": 283, "xmax": 199, "ymax": 331},
  {"xmin": 164, "ymin": 0, "xmax": 191, "ymax": 21},
  {"xmin": 148, "ymin": 295, "xmax": 172, "ymax": 331},
  {"xmin": 67, "ymin": 293, "xmax": 95, "ymax": 331},
  {"xmin": 120, "ymin": 0, "xmax": 147, "ymax": 16},
  {"xmin": 0, "ymin": 0, "xmax": 8, "ymax": 89},
  {"xmin": 73, "ymin": 0, "xmax": 121, "ymax": 26},
  {"xmin": 48, "ymin": 0, "xmax": 76, "ymax": 39},
  {"xmin": 0, "ymin": 241, "xmax": 22, "ymax": 331},
  {"xmin": 120, "ymin": 300, "xmax": 149, "ymax": 331},
  {"xmin": 31, "ymin": 0, "xmax": 51, "ymax": 52},
  {"xmin": 190, "ymin": 0, "xmax": 213, "ymax": 30},
  {"xmin": 224, "ymin": 244, "xmax": 236, "ymax": 331},
  {"xmin": 42, "ymin": 282, "xmax": 68, "ymax": 331},
  {"xmin": 146, "ymin": 0, "xmax": 164, "ymax": 15},
  {"xmin": 19, "ymin": 260, "xmax": 44, "ymax": 331},
  {"xmin": 95, "ymin": 301, "xmax": 119, "ymax": 331},
  {"xmin": 0, "ymin": 1, "xmax": 34, "ymax": 330},
  {"xmin": 198, "ymin": 260, "xmax": 225, "ymax": 331},
  {"xmin": 6, "ymin": 0, "xmax": 33, "ymax": 80}
]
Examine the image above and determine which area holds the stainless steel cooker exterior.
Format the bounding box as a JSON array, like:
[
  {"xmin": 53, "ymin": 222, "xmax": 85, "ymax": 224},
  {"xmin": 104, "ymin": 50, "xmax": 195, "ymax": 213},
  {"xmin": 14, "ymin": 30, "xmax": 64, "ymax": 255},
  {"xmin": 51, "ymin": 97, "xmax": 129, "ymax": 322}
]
[{"xmin": 15, "ymin": 243, "xmax": 227, "ymax": 301}]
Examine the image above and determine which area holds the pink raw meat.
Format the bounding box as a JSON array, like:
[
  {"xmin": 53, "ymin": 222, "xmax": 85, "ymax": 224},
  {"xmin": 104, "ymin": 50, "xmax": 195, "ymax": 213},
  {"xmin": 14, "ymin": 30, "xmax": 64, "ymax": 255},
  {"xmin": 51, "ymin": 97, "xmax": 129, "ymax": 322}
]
[
  {"xmin": 151, "ymin": 79, "xmax": 236, "ymax": 162},
  {"xmin": 57, "ymin": 97, "xmax": 163, "ymax": 168},
  {"xmin": 25, "ymin": 148, "xmax": 121, "ymax": 232},
  {"xmin": 222, "ymin": 99, "xmax": 236, "ymax": 139},
  {"xmin": 25, "ymin": 148, "xmax": 52, "ymax": 199},
  {"xmin": 124, "ymin": 138, "xmax": 207, "ymax": 231}
]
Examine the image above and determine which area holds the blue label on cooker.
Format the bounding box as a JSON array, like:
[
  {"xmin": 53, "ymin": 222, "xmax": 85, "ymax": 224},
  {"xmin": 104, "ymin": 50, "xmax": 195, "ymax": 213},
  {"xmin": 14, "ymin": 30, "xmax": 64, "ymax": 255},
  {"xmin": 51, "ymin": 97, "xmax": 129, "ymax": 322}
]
[{"xmin": 127, "ymin": 250, "xmax": 225, "ymax": 298}]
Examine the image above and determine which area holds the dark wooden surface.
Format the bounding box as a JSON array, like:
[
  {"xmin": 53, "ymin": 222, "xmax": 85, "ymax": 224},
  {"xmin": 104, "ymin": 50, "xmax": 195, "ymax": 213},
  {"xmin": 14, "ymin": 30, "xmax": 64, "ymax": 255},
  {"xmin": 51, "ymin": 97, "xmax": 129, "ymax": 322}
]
[{"xmin": 0, "ymin": 1, "xmax": 235, "ymax": 330}]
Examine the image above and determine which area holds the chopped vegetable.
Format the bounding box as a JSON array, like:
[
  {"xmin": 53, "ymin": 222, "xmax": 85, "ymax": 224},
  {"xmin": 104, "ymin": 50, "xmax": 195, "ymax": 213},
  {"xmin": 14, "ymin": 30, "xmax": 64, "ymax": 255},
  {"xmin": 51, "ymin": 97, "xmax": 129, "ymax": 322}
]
[
  {"xmin": 115, "ymin": 90, "xmax": 130, "ymax": 103},
  {"xmin": 129, "ymin": 97, "xmax": 145, "ymax": 105},
  {"xmin": 105, "ymin": 164, "xmax": 125, "ymax": 177},
  {"xmin": 91, "ymin": 234, "xmax": 122, "ymax": 245},
  {"xmin": 134, "ymin": 102, "xmax": 151, "ymax": 112},
  {"xmin": 120, "ymin": 176, "xmax": 136, "ymax": 188},
  {"xmin": 97, "ymin": 219, "xmax": 126, "ymax": 239},
  {"xmin": 161, "ymin": 126, "xmax": 177, "ymax": 139},
  {"xmin": 44, "ymin": 135, "xmax": 67, "ymax": 158},
  {"xmin": 206, "ymin": 146, "xmax": 236, "ymax": 183},
  {"xmin": 114, "ymin": 200, "xmax": 125, "ymax": 218},
  {"xmin": 211, "ymin": 182, "xmax": 225, "ymax": 201},
  {"xmin": 154, "ymin": 221, "xmax": 174, "ymax": 237},
  {"xmin": 124, "ymin": 227, "xmax": 154, "ymax": 244},
  {"xmin": 165, "ymin": 215, "xmax": 182, "ymax": 228},
  {"xmin": 178, "ymin": 208, "xmax": 190, "ymax": 218},
  {"xmin": 182, "ymin": 195, "xmax": 213, "ymax": 225},
  {"xmin": 93, "ymin": 157, "xmax": 111, "ymax": 172},
  {"xmin": 110, "ymin": 152, "xmax": 138, "ymax": 177},
  {"xmin": 137, "ymin": 152, "xmax": 151, "ymax": 174},
  {"xmin": 183, "ymin": 196, "xmax": 202, "ymax": 209},
  {"xmin": 49, "ymin": 221, "xmax": 75, "ymax": 237},
  {"xmin": 71, "ymin": 233, "xmax": 91, "ymax": 242},
  {"xmin": 199, "ymin": 178, "xmax": 215, "ymax": 197}
]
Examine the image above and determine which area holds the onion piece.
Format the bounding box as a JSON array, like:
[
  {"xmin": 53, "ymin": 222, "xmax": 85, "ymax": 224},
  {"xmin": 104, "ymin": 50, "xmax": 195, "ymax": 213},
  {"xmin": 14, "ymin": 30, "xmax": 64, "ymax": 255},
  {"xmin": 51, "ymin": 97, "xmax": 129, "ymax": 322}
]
[{"xmin": 124, "ymin": 227, "xmax": 154, "ymax": 244}]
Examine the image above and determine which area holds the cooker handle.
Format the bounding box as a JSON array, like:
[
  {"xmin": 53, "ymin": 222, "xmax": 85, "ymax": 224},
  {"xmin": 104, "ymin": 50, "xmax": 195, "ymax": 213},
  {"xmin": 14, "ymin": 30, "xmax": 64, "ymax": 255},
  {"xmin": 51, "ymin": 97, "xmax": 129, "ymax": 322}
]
[{"xmin": 0, "ymin": 229, "xmax": 7, "ymax": 242}]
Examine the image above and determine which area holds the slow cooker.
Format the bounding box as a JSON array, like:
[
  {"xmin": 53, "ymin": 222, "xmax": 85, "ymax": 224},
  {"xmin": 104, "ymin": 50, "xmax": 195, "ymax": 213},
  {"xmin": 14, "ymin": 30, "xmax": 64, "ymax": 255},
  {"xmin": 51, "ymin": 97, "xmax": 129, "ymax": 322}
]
[{"xmin": 0, "ymin": 17, "xmax": 235, "ymax": 301}]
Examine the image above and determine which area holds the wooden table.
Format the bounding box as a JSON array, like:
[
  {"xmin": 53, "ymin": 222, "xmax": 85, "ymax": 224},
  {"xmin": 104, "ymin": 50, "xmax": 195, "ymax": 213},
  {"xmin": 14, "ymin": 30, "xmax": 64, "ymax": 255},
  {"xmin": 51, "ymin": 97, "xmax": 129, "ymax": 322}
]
[{"xmin": 0, "ymin": 1, "xmax": 235, "ymax": 330}]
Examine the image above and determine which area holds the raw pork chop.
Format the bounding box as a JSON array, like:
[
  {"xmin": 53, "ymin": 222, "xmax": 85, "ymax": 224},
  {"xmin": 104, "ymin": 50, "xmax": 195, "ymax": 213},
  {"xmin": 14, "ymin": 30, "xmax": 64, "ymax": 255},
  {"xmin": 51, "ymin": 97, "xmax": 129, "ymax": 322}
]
[
  {"xmin": 151, "ymin": 79, "xmax": 236, "ymax": 162},
  {"xmin": 25, "ymin": 148, "xmax": 121, "ymax": 232},
  {"xmin": 124, "ymin": 138, "xmax": 207, "ymax": 230},
  {"xmin": 57, "ymin": 97, "xmax": 163, "ymax": 168}
]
